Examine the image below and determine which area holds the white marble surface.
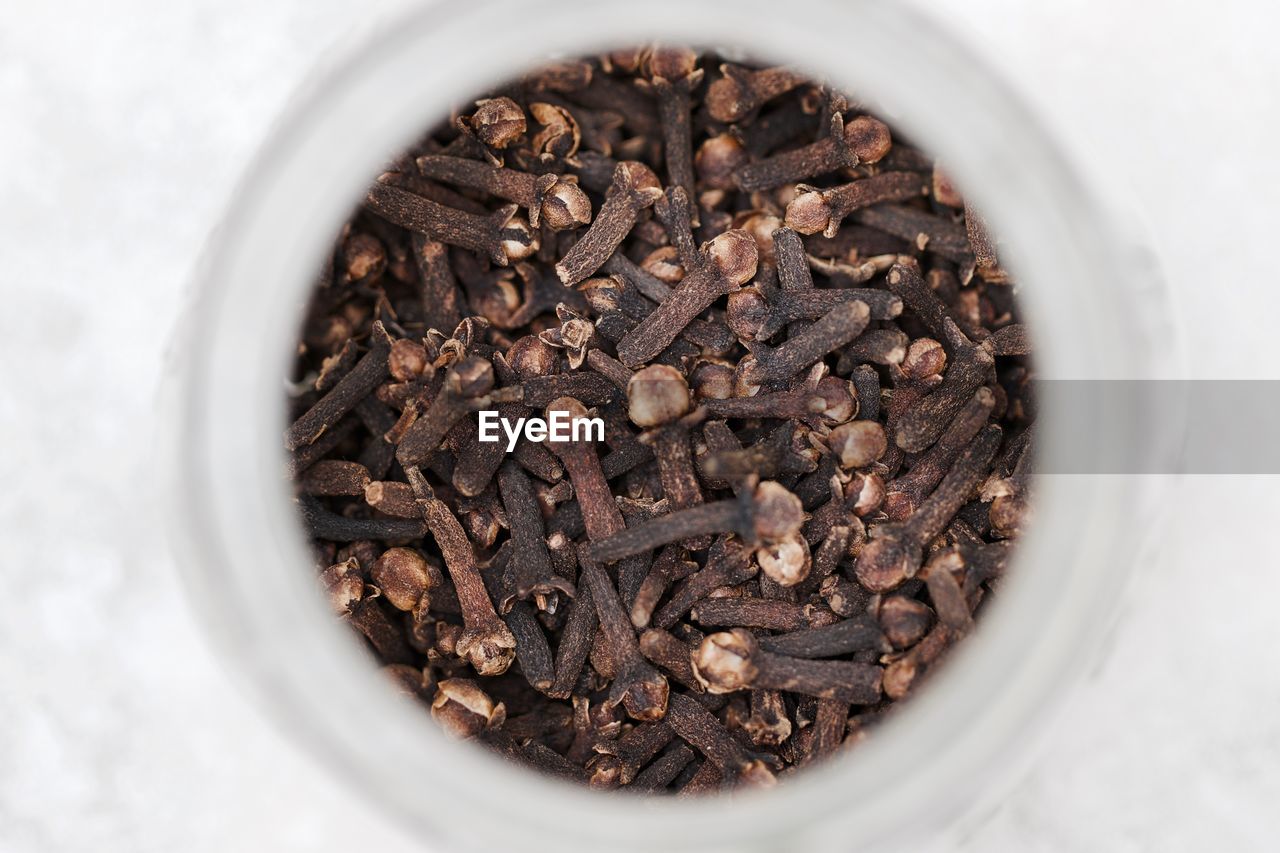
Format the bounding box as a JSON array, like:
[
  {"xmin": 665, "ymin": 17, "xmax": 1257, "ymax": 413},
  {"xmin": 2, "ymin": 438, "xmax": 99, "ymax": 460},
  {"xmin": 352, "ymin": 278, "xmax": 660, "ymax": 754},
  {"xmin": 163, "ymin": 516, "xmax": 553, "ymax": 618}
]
[{"xmin": 2, "ymin": 1, "xmax": 1278, "ymax": 850}]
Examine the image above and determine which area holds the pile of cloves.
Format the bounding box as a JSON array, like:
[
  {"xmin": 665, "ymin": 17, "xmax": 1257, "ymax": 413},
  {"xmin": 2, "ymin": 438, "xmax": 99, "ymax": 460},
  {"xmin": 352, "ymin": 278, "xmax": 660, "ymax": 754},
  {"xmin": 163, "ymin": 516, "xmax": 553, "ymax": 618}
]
[{"xmin": 287, "ymin": 47, "xmax": 1033, "ymax": 793}]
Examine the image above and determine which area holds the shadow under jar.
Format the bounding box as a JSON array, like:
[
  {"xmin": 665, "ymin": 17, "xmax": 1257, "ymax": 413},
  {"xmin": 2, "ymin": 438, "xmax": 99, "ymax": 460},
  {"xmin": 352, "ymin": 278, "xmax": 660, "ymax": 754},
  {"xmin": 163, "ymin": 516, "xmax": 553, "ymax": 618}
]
[{"xmin": 285, "ymin": 46, "xmax": 1034, "ymax": 794}]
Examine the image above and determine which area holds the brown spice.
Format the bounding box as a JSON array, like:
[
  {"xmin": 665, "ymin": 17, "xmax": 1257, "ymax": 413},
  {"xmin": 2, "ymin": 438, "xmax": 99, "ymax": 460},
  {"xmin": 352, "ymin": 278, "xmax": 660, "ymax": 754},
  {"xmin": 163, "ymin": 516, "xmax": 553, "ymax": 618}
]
[{"xmin": 288, "ymin": 46, "xmax": 1032, "ymax": 793}]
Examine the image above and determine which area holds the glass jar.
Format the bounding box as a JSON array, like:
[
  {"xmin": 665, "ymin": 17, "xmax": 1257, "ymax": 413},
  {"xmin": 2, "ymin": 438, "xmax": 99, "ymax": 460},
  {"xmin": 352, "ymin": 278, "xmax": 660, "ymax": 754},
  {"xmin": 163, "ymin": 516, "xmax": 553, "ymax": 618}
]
[{"xmin": 167, "ymin": 1, "xmax": 1179, "ymax": 850}]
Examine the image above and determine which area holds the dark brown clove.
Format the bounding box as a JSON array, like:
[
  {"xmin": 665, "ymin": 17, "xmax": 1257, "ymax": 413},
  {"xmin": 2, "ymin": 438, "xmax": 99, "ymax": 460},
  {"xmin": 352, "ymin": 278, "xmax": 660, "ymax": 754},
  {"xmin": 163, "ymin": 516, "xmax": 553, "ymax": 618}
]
[
  {"xmin": 854, "ymin": 426, "xmax": 1001, "ymax": 592},
  {"xmin": 464, "ymin": 97, "xmax": 526, "ymax": 151},
  {"xmin": 759, "ymin": 615, "xmax": 888, "ymax": 659},
  {"xmin": 556, "ymin": 162, "xmax": 663, "ymax": 285},
  {"xmin": 497, "ymin": 461, "xmax": 574, "ymax": 605},
  {"xmin": 298, "ymin": 495, "xmax": 427, "ymax": 542},
  {"xmin": 689, "ymin": 597, "xmax": 813, "ymax": 632},
  {"xmin": 706, "ymin": 64, "xmax": 807, "ymax": 124},
  {"xmin": 665, "ymin": 692, "xmax": 777, "ymax": 787},
  {"xmin": 743, "ymin": 689, "xmax": 792, "ymax": 747},
  {"xmin": 416, "ymin": 154, "xmax": 592, "ymax": 231},
  {"xmin": 578, "ymin": 546, "xmax": 670, "ymax": 721},
  {"xmin": 481, "ymin": 543, "xmax": 555, "ymax": 691},
  {"xmin": 856, "ymin": 204, "xmax": 970, "ymax": 262},
  {"xmin": 742, "ymin": 299, "xmax": 870, "ymax": 385},
  {"xmin": 692, "ymin": 628, "xmax": 882, "ymax": 704},
  {"xmin": 785, "ymin": 172, "xmax": 929, "ymax": 238},
  {"xmin": 396, "ymin": 356, "xmax": 512, "ymax": 467},
  {"xmin": 286, "ymin": 322, "xmax": 393, "ymax": 450},
  {"xmin": 695, "ymin": 133, "xmax": 749, "ymax": 192},
  {"xmin": 734, "ymin": 114, "xmax": 891, "ymax": 192},
  {"xmin": 616, "ymin": 229, "xmax": 759, "ymax": 368},
  {"xmin": 627, "ymin": 365, "xmax": 705, "ymax": 517},
  {"xmin": 406, "ymin": 468, "xmax": 517, "ymax": 675},
  {"xmin": 299, "ymin": 460, "xmax": 371, "ymax": 496},
  {"xmin": 630, "ymin": 546, "xmax": 699, "ymax": 629},
  {"xmin": 431, "ymin": 678, "xmax": 507, "ymax": 739},
  {"xmin": 651, "ymin": 538, "xmax": 757, "ymax": 630},
  {"xmin": 588, "ymin": 721, "xmax": 676, "ymax": 788},
  {"xmin": 630, "ymin": 742, "xmax": 696, "ymax": 792},
  {"xmin": 366, "ymin": 181, "xmax": 538, "ymax": 267},
  {"xmin": 885, "ymin": 387, "xmax": 995, "ymax": 520},
  {"xmin": 878, "ymin": 596, "xmax": 934, "ymax": 649},
  {"xmin": 641, "ymin": 48, "xmax": 702, "ymax": 223},
  {"xmin": 585, "ymin": 480, "xmax": 803, "ymax": 563}
]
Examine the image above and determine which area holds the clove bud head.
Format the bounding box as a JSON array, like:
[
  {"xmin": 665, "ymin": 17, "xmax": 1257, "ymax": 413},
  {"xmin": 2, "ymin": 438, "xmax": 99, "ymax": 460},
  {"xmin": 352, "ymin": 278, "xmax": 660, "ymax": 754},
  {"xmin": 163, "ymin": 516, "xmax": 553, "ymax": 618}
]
[
  {"xmin": 814, "ymin": 376, "xmax": 858, "ymax": 424},
  {"xmin": 455, "ymin": 624, "xmax": 518, "ymax": 677},
  {"xmin": 695, "ymin": 133, "xmax": 749, "ymax": 190},
  {"xmin": 627, "ymin": 364, "xmax": 691, "ymax": 428},
  {"xmin": 431, "ymin": 678, "xmax": 507, "ymax": 738},
  {"xmin": 497, "ymin": 213, "xmax": 540, "ymax": 264},
  {"xmin": 588, "ymin": 755, "xmax": 625, "ymax": 789},
  {"xmin": 738, "ymin": 759, "xmax": 779, "ymax": 788},
  {"xmin": 545, "ymin": 395, "xmax": 591, "ymax": 425},
  {"xmin": 691, "ymin": 629, "xmax": 761, "ymax": 694},
  {"xmin": 370, "ymin": 547, "xmax": 433, "ymax": 612},
  {"xmin": 827, "ymin": 421, "xmax": 888, "ymax": 469},
  {"xmin": 854, "ymin": 536, "xmax": 913, "ymax": 592},
  {"xmin": 540, "ymin": 178, "xmax": 593, "ymax": 231},
  {"xmin": 529, "ymin": 102, "xmax": 581, "ymax": 161},
  {"xmin": 578, "ymin": 277, "xmax": 624, "ymax": 315},
  {"xmin": 612, "ymin": 160, "xmax": 663, "ymax": 200},
  {"xmin": 704, "ymin": 74, "xmax": 750, "ymax": 124},
  {"xmin": 725, "ymin": 288, "xmax": 767, "ymax": 341},
  {"xmin": 618, "ymin": 669, "xmax": 671, "ymax": 722},
  {"xmin": 690, "ymin": 360, "xmax": 735, "ymax": 401},
  {"xmin": 990, "ymin": 492, "xmax": 1029, "ymax": 538},
  {"xmin": 843, "ymin": 470, "xmax": 886, "ymax": 517},
  {"xmin": 506, "ymin": 335, "xmax": 559, "ymax": 379},
  {"xmin": 883, "ymin": 657, "xmax": 920, "ymax": 701},
  {"xmin": 645, "ymin": 46, "xmax": 698, "ymax": 81},
  {"xmin": 469, "ymin": 97, "xmax": 526, "ymax": 149},
  {"xmin": 783, "ymin": 189, "xmax": 834, "ymax": 236},
  {"xmin": 319, "ymin": 558, "xmax": 364, "ymax": 614},
  {"xmin": 707, "ymin": 229, "xmax": 760, "ymax": 286},
  {"xmin": 602, "ymin": 47, "xmax": 646, "ymax": 74},
  {"xmin": 842, "ymin": 115, "xmax": 892, "ymax": 163},
  {"xmin": 447, "ymin": 356, "xmax": 495, "ymax": 398},
  {"xmin": 735, "ymin": 214, "xmax": 781, "ymax": 266},
  {"xmin": 879, "ymin": 595, "xmax": 935, "ymax": 649},
  {"xmin": 751, "ymin": 481, "xmax": 805, "ymax": 543},
  {"xmin": 388, "ymin": 338, "xmax": 430, "ymax": 382},
  {"xmin": 756, "ymin": 531, "xmax": 811, "ymax": 587},
  {"xmin": 901, "ymin": 338, "xmax": 946, "ymax": 380},
  {"xmin": 641, "ymin": 245, "xmax": 685, "ymax": 284},
  {"xmin": 343, "ymin": 232, "xmax": 386, "ymax": 280}
]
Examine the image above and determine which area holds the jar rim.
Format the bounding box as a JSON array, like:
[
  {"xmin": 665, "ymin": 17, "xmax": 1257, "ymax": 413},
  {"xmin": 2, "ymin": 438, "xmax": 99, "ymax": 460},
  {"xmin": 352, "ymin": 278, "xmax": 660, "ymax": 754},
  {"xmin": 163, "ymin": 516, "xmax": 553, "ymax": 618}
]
[{"xmin": 171, "ymin": 1, "xmax": 1177, "ymax": 850}]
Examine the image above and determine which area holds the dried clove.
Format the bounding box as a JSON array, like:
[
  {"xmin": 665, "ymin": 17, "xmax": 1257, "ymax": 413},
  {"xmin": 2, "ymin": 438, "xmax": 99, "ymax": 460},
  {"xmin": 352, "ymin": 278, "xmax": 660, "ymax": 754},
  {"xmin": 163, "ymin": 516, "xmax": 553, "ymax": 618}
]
[
  {"xmin": 615, "ymin": 230, "xmax": 759, "ymax": 368},
  {"xmin": 733, "ymin": 114, "xmax": 892, "ymax": 192},
  {"xmin": 692, "ymin": 628, "xmax": 882, "ymax": 704},
  {"xmin": 705, "ymin": 64, "xmax": 807, "ymax": 124},
  {"xmin": 584, "ymin": 480, "xmax": 804, "ymax": 563},
  {"xmin": 415, "ymin": 154, "xmax": 592, "ymax": 231},
  {"xmin": 556, "ymin": 162, "xmax": 663, "ymax": 285},
  {"xmin": 366, "ymin": 181, "xmax": 538, "ymax": 266}
]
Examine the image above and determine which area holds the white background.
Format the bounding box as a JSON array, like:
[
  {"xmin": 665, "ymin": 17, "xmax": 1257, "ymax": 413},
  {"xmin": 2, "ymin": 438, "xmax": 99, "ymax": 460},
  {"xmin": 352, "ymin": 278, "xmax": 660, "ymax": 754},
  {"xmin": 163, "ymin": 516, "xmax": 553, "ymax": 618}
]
[{"xmin": 2, "ymin": 1, "xmax": 1278, "ymax": 850}]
